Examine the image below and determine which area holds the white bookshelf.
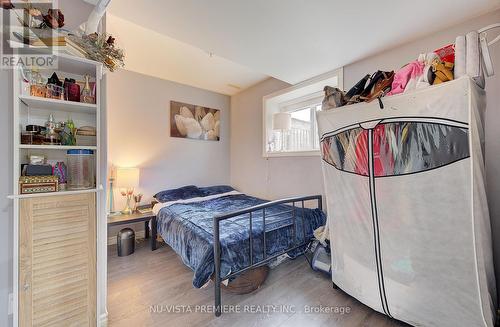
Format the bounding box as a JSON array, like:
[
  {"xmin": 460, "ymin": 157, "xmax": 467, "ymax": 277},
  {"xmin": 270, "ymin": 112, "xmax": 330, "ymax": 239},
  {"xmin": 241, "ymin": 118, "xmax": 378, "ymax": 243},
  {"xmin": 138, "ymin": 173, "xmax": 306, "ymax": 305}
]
[
  {"xmin": 12, "ymin": 56, "xmax": 101, "ymax": 197},
  {"xmin": 7, "ymin": 185, "xmax": 102, "ymax": 200},
  {"xmin": 19, "ymin": 95, "xmax": 97, "ymax": 113},
  {"xmin": 10, "ymin": 53, "xmax": 105, "ymax": 327},
  {"xmin": 18, "ymin": 144, "xmax": 98, "ymax": 150}
]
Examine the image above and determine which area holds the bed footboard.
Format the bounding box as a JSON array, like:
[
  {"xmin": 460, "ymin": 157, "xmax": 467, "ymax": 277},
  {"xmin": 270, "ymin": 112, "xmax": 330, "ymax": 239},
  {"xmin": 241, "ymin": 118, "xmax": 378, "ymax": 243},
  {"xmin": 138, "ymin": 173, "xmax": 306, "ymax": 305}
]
[{"xmin": 213, "ymin": 194, "xmax": 322, "ymax": 317}]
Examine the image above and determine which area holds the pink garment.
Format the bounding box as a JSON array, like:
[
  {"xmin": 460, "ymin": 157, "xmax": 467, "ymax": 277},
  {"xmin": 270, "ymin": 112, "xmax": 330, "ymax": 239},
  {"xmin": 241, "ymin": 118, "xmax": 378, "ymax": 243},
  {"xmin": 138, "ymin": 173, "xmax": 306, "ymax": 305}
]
[{"xmin": 387, "ymin": 61, "xmax": 425, "ymax": 96}]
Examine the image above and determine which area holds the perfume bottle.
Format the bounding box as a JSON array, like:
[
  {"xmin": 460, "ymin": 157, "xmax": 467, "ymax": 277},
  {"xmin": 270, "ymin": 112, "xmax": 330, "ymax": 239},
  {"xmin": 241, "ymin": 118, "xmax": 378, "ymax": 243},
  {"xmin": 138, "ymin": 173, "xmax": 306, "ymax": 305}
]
[
  {"xmin": 43, "ymin": 114, "xmax": 61, "ymax": 145},
  {"xmin": 64, "ymin": 78, "xmax": 80, "ymax": 102},
  {"xmin": 29, "ymin": 68, "xmax": 46, "ymax": 98},
  {"xmin": 80, "ymin": 74, "xmax": 95, "ymax": 104}
]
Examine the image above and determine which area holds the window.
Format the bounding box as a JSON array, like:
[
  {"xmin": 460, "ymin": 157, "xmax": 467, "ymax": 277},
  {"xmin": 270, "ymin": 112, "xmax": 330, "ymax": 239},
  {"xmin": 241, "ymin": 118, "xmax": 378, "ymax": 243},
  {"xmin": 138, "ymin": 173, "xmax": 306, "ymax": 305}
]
[
  {"xmin": 271, "ymin": 104, "xmax": 322, "ymax": 152},
  {"xmin": 263, "ymin": 68, "xmax": 343, "ymax": 157}
]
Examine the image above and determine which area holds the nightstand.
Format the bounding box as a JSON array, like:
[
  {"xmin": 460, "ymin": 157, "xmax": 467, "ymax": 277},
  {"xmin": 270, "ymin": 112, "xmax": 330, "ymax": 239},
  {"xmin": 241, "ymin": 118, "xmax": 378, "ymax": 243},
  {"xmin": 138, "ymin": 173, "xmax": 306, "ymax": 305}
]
[{"xmin": 107, "ymin": 210, "xmax": 158, "ymax": 250}]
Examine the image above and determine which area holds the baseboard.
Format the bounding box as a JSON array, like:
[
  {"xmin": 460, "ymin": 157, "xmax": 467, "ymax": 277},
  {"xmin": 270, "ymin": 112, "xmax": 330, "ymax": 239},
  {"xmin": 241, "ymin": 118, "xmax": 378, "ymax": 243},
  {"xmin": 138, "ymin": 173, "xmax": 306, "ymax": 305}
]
[
  {"xmin": 107, "ymin": 230, "xmax": 146, "ymax": 245},
  {"xmin": 98, "ymin": 312, "xmax": 108, "ymax": 327}
]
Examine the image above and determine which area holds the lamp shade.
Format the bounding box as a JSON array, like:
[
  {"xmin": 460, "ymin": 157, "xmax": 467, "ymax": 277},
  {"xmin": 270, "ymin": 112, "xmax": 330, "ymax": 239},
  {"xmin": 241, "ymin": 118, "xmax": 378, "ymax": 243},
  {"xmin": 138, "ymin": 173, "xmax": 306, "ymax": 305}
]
[
  {"xmin": 116, "ymin": 167, "xmax": 140, "ymax": 189},
  {"xmin": 272, "ymin": 112, "xmax": 292, "ymax": 130}
]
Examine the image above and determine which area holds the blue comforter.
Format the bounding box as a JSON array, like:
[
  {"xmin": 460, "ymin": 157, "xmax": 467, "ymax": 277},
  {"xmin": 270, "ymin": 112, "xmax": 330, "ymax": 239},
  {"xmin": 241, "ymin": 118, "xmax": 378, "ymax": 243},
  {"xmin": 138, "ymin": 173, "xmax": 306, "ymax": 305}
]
[{"xmin": 156, "ymin": 192, "xmax": 325, "ymax": 288}]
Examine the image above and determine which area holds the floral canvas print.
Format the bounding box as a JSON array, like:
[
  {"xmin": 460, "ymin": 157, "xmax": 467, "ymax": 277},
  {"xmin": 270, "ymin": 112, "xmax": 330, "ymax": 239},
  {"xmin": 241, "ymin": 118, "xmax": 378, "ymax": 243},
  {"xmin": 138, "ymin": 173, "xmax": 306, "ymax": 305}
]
[{"xmin": 170, "ymin": 101, "xmax": 220, "ymax": 141}]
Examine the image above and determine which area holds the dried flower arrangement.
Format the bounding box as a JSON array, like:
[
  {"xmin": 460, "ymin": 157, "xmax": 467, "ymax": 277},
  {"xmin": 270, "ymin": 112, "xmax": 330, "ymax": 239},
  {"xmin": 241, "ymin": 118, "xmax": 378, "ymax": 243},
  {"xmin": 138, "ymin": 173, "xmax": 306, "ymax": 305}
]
[
  {"xmin": 67, "ymin": 32, "xmax": 125, "ymax": 72},
  {"xmin": 42, "ymin": 8, "xmax": 65, "ymax": 29},
  {"xmin": 2, "ymin": 0, "xmax": 125, "ymax": 72}
]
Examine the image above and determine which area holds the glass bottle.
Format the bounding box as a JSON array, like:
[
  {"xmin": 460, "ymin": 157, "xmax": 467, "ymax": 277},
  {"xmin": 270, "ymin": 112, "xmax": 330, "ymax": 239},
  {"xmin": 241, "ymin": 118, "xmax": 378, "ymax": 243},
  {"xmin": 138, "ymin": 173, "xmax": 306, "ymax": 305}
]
[
  {"xmin": 80, "ymin": 74, "xmax": 95, "ymax": 104},
  {"xmin": 64, "ymin": 78, "xmax": 80, "ymax": 102},
  {"xmin": 29, "ymin": 68, "xmax": 46, "ymax": 98}
]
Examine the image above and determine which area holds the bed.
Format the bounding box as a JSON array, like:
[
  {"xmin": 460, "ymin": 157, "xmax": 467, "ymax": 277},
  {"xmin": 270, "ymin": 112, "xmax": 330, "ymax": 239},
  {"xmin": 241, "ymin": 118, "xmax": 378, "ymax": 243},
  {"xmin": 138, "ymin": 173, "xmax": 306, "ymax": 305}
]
[{"xmin": 151, "ymin": 185, "xmax": 325, "ymax": 315}]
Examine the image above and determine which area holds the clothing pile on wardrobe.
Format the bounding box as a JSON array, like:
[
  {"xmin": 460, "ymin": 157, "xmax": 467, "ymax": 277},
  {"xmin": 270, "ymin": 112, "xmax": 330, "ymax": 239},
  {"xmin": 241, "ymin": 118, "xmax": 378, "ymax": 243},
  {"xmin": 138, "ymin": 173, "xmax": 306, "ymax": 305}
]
[
  {"xmin": 322, "ymin": 29, "xmax": 496, "ymax": 111},
  {"xmin": 317, "ymin": 26, "xmax": 499, "ymax": 327}
]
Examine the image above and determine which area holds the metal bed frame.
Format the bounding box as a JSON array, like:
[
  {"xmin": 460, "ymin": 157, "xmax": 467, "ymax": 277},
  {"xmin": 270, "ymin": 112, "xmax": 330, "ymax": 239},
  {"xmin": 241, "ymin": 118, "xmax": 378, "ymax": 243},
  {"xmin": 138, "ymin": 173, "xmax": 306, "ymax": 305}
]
[{"xmin": 213, "ymin": 194, "xmax": 323, "ymax": 317}]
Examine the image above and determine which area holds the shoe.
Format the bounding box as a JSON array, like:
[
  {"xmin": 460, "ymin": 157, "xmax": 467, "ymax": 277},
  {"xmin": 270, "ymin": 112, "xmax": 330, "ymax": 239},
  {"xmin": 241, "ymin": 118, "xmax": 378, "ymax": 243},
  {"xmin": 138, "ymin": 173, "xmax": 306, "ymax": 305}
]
[
  {"xmin": 362, "ymin": 71, "xmax": 395, "ymax": 103},
  {"xmin": 360, "ymin": 71, "xmax": 385, "ymax": 98}
]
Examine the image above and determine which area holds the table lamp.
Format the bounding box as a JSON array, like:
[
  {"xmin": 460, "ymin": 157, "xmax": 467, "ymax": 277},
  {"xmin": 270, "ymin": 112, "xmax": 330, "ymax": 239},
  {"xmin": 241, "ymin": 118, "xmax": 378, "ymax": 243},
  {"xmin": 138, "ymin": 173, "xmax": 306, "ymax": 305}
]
[
  {"xmin": 116, "ymin": 167, "xmax": 140, "ymax": 215},
  {"xmin": 272, "ymin": 112, "xmax": 291, "ymax": 151}
]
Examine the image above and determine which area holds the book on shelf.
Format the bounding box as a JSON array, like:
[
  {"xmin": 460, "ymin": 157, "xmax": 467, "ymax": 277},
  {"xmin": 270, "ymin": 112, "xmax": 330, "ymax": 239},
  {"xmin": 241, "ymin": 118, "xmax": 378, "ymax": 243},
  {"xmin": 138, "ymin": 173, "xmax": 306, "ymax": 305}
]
[
  {"xmin": 63, "ymin": 37, "xmax": 88, "ymax": 58},
  {"xmin": 13, "ymin": 32, "xmax": 66, "ymax": 46},
  {"xmin": 10, "ymin": 31, "xmax": 88, "ymax": 59}
]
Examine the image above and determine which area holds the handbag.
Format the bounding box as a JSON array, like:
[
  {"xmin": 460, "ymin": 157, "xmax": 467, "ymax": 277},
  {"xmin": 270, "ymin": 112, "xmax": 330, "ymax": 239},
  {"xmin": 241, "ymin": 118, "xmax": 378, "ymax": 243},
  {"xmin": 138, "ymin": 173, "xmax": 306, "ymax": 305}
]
[
  {"xmin": 345, "ymin": 74, "xmax": 370, "ymax": 99},
  {"xmin": 360, "ymin": 71, "xmax": 395, "ymax": 106},
  {"xmin": 321, "ymin": 86, "xmax": 347, "ymax": 110}
]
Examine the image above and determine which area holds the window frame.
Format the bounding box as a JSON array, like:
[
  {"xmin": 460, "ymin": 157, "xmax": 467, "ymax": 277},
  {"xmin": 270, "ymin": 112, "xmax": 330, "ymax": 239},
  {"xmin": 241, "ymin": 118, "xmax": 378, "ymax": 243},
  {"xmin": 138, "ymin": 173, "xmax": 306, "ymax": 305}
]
[{"xmin": 262, "ymin": 68, "xmax": 343, "ymax": 158}]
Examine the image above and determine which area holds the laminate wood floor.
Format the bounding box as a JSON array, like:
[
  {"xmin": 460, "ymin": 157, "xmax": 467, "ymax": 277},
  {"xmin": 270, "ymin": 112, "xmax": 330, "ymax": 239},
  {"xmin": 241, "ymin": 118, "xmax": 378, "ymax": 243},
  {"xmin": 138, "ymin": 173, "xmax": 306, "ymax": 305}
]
[{"xmin": 107, "ymin": 240, "xmax": 408, "ymax": 327}]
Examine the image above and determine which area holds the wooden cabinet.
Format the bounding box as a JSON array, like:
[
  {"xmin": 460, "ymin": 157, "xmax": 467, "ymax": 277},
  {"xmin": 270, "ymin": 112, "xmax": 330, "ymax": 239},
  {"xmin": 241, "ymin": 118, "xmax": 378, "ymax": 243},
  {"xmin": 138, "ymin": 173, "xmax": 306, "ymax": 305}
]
[{"xmin": 19, "ymin": 193, "xmax": 96, "ymax": 327}]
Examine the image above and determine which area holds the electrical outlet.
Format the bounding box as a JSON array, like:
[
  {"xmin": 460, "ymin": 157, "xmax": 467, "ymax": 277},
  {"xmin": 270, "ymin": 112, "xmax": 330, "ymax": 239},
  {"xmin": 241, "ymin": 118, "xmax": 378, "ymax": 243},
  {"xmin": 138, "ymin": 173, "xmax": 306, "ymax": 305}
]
[{"xmin": 8, "ymin": 293, "xmax": 13, "ymax": 315}]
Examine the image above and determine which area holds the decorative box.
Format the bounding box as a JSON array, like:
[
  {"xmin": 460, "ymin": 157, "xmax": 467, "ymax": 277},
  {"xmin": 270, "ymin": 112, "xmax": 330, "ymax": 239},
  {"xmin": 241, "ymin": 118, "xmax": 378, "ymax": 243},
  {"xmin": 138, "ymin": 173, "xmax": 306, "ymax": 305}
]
[
  {"xmin": 25, "ymin": 164, "xmax": 53, "ymax": 176},
  {"xmin": 76, "ymin": 126, "xmax": 97, "ymax": 146},
  {"xmin": 75, "ymin": 135, "xmax": 96, "ymax": 146},
  {"xmin": 19, "ymin": 175, "xmax": 59, "ymax": 194},
  {"xmin": 46, "ymin": 84, "xmax": 64, "ymax": 100}
]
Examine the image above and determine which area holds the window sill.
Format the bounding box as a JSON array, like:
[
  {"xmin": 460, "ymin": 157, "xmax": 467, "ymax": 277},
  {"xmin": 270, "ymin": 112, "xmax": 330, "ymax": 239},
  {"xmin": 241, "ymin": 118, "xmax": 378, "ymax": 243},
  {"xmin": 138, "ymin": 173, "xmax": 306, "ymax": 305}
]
[{"xmin": 264, "ymin": 150, "xmax": 320, "ymax": 158}]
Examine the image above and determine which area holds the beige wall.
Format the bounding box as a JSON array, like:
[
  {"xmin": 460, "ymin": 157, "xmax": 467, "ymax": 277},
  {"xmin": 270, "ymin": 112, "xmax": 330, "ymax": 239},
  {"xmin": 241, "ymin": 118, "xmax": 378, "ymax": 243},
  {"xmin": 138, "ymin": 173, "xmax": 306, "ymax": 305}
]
[
  {"xmin": 230, "ymin": 9, "xmax": 500, "ymax": 289},
  {"xmin": 230, "ymin": 78, "xmax": 327, "ymax": 200},
  {"xmin": 106, "ymin": 69, "xmax": 231, "ymax": 238}
]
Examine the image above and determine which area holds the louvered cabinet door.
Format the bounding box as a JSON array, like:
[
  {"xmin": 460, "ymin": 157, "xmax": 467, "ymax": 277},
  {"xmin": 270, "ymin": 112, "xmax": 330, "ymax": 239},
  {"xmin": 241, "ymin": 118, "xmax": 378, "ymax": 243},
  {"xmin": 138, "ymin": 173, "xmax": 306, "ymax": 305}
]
[{"xmin": 19, "ymin": 193, "xmax": 96, "ymax": 327}]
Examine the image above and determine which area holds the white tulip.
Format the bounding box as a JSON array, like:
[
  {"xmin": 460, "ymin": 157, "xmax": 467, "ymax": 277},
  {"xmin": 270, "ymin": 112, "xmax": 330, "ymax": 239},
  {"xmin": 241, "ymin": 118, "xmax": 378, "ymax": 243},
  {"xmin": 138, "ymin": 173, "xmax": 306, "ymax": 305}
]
[
  {"xmin": 183, "ymin": 117, "xmax": 202, "ymax": 139},
  {"xmin": 200, "ymin": 112, "xmax": 215, "ymax": 132},
  {"xmin": 214, "ymin": 121, "xmax": 220, "ymax": 137},
  {"xmin": 180, "ymin": 106, "xmax": 194, "ymax": 119},
  {"xmin": 194, "ymin": 106, "xmax": 206, "ymax": 121},
  {"xmin": 174, "ymin": 114, "xmax": 187, "ymax": 136}
]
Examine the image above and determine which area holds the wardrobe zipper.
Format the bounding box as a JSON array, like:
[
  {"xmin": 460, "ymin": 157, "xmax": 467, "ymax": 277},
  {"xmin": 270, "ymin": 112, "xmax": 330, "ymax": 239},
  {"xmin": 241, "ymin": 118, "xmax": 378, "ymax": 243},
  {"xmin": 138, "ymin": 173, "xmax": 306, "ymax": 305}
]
[{"xmin": 368, "ymin": 128, "xmax": 391, "ymax": 317}]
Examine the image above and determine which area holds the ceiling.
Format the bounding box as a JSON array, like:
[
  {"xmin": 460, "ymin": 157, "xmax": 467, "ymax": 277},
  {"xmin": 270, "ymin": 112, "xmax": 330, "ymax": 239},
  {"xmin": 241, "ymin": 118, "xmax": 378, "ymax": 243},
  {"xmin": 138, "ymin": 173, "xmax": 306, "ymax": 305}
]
[
  {"xmin": 108, "ymin": 0, "xmax": 500, "ymax": 90},
  {"xmin": 105, "ymin": 14, "xmax": 267, "ymax": 95}
]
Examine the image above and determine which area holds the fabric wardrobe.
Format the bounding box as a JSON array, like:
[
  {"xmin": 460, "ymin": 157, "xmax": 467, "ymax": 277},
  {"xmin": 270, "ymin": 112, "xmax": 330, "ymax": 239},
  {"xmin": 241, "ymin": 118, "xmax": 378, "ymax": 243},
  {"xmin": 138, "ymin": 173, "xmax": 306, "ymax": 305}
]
[{"xmin": 316, "ymin": 77, "xmax": 497, "ymax": 327}]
